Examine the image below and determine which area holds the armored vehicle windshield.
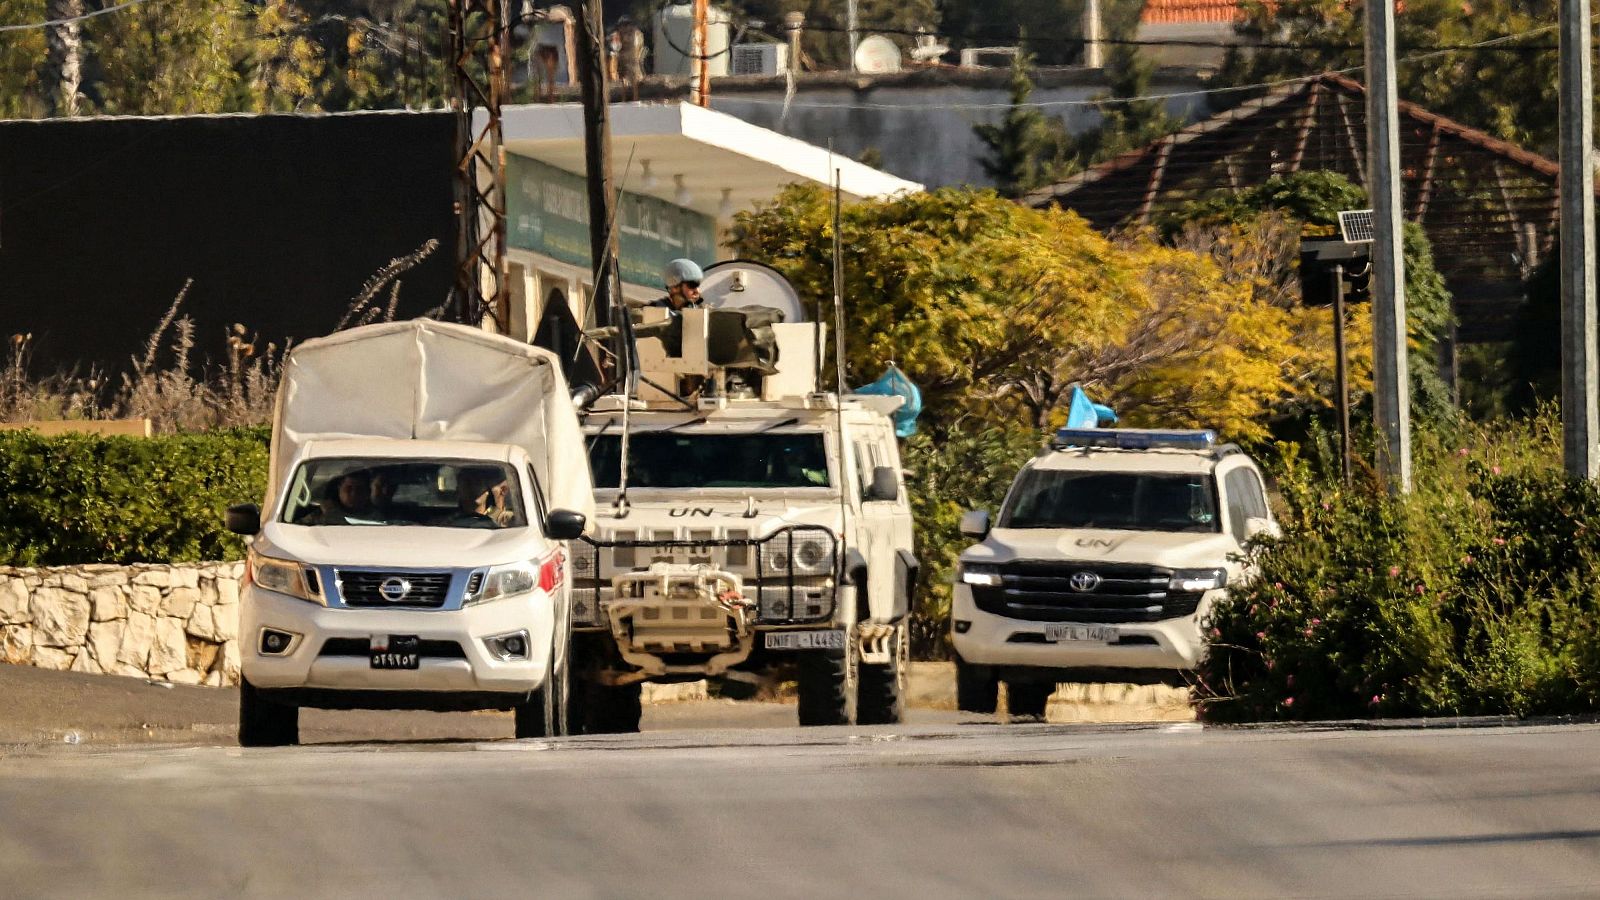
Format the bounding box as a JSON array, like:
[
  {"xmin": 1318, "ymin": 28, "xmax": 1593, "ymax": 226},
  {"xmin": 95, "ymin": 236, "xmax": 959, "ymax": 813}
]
[{"xmin": 588, "ymin": 431, "xmax": 830, "ymax": 489}]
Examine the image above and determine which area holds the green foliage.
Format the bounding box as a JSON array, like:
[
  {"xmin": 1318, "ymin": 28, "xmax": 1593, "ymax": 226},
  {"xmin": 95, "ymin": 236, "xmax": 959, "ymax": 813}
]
[
  {"xmin": 1163, "ymin": 171, "xmax": 1457, "ymax": 424},
  {"xmin": 1064, "ymin": 44, "xmax": 1180, "ymax": 167},
  {"xmin": 974, "ymin": 50, "xmax": 1073, "ymax": 198},
  {"xmin": 901, "ymin": 423, "xmax": 1040, "ymax": 656},
  {"xmin": 0, "ymin": 429, "xmax": 268, "ymax": 566},
  {"xmin": 1219, "ymin": 0, "xmax": 1560, "ymax": 156},
  {"xmin": 0, "ymin": 0, "xmax": 48, "ymax": 118},
  {"xmin": 1196, "ymin": 410, "xmax": 1600, "ymax": 720}
]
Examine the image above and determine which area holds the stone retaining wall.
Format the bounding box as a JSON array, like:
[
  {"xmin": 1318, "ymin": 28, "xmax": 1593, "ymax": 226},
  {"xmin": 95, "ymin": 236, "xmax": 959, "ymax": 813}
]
[{"xmin": 0, "ymin": 563, "xmax": 242, "ymax": 686}]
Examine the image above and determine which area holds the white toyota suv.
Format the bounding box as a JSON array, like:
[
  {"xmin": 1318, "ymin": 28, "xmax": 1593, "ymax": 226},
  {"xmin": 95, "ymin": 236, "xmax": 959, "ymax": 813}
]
[{"xmin": 950, "ymin": 428, "xmax": 1275, "ymax": 718}]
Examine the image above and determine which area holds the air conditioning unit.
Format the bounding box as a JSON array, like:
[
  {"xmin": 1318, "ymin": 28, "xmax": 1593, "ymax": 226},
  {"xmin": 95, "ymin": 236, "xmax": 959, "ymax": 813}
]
[{"xmin": 730, "ymin": 43, "xmax": 788, "ymax": 76}]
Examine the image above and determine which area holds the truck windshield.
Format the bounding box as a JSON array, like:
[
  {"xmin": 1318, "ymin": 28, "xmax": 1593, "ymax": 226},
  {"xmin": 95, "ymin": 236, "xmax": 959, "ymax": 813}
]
[
  {"xmin": 1000, "ymin": 469, "xmax": 1219, "ymax": 533},
  {"xmin": 280, "ymin": 458, "xmax": 526, "ymax": 529},
  {"xmin": 589, "ymin": 432, "xmax": 830, "ymax": 489}
]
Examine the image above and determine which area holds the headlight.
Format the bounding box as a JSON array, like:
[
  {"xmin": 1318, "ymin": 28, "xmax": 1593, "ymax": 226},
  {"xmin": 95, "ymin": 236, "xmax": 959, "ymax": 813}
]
[
  {"xmin": 467, "ymin": 552, "xmax": 564, "ymax": 605},
  {"xmin": 1169, "ymin": 567, "xmax": 1227, "ymax": 593},
  {"xmin": 248, "ymin": 551, "xmax": 322, "ymax": 604},
  {"xmin": 471, "ymin": 561, "xmax": 538, "ymax": 605},
  {"xmin": 761, "ymin": 531, "xmax": 835, "ymax": 577},
  {"xmin": 793, "ymin": 538, "xmax": 829, "ymax": 573},
  {"xmin": 959, "ymin": 563, "xmax": 1002, "ymax": 587}
]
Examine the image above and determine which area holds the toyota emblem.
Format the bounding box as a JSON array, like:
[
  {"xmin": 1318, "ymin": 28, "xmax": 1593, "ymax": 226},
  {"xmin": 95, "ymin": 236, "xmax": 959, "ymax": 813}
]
[
  {"xmin": 378, "ymin": 577, "xmax": 412, "ymax": 602},
  {"xmin": 1068, "ymin": 571, "xmax": 1101, "ymax": 593}
]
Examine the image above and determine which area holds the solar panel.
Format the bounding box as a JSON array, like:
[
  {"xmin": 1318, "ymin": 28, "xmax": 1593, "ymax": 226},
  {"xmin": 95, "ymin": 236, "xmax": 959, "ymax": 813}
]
[{"xmin": 1338, "ymin": 209, "xmax": 1376, "ymax": 243}]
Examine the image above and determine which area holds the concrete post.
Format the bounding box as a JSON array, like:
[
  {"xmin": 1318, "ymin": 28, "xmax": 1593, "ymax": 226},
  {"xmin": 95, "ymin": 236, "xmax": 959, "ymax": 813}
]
[
  {"xmin": 1364, "ymin": 0, "xmax": 1411, "ymax": 493},
  {"xmin": 1560, "ymin": 0, "xmax": 1599, "ymax": 478}
]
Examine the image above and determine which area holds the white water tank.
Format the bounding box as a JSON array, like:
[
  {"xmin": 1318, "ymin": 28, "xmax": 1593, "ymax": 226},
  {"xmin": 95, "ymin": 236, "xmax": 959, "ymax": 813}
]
[{"xmin": 653, "ymin": 2, "xmax": 732, "ymax": 77}]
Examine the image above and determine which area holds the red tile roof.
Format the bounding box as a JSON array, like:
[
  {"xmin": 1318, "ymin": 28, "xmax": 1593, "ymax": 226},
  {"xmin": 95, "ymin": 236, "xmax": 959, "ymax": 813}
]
[{"xmin": 1140, "ymin": 0, "xmax": 1245, "ymax": 24}]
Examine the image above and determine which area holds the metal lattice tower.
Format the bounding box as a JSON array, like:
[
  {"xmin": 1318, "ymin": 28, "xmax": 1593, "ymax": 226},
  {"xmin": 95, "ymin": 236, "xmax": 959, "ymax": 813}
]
[{"xmin": 448, "ymin": 0, "xmax": 510, "ymax": 331}]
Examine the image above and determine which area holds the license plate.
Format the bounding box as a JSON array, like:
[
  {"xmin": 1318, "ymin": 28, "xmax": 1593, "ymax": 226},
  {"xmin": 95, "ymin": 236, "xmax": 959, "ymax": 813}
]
[
  {"xmin": 1043, "ymin": 623, "xmax": 1118, "ymax": 643},
  {"xmin": 370, "ymin": 634, "xmax": 420, "ymax": 669},
  {"xmin": 764, "ymin": 630, "xmax": 845, "ymax": 650}
]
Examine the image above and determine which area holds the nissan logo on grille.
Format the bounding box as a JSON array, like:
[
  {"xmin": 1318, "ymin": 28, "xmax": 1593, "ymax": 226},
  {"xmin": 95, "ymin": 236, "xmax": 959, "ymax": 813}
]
[
  {"xmin": 1068, "ymin": 571, "xmax": 1102, "ymax": 593},
  {"xmin": 377, "ymin": 577, "xmax": 412, "ymax": 602}
]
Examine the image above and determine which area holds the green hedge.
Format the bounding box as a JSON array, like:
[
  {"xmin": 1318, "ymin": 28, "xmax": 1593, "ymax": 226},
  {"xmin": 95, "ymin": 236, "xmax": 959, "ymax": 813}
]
[
  {"xmin": 1195, "ymin": 414, "xmax": 1600, "ymax": 721},
  {"xmin": 0, "ymin": 429, "xmax": 269, "ymax": 566}
]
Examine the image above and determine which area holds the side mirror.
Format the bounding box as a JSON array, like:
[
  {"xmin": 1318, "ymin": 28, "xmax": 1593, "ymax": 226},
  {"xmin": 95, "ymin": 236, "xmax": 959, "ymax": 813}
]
[
  {"xmin": 545, "ymin": 508, "xmax": 588, "ymax": 541},
  {"xmin": 1244, "ymin": 517, "xmax": 1279, "ymax": 540},
  {"xmin": 225, "ymin": 503, "xmax": 261, "ymax": 536},
  {"xmin": 959, "ymin": 509, "xmax": 991, "ymax": 540},
  {"xmin": 867, "ymin": 465, "xmax": 899, "ymax": 502}
]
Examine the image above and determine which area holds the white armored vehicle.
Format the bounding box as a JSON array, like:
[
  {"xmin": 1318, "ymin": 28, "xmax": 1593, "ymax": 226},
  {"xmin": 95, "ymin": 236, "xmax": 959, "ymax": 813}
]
[
  {"xmin": 226, "ymin": 320, "xmax": 594, "ymax": 745},
  {"xmin": 572, "ymin": 261, "xmax": 918, "ymax": 729},
  {"xmin": 951, "ymin": 427, "xmax": 1276, "ymax": 718}
]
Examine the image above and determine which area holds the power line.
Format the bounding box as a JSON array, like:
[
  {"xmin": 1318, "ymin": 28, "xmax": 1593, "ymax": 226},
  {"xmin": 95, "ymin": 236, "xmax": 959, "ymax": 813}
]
[
  {"xmin": 0, "ymin": 0, "xmax": 158, "ymax": 32},
  {"xmin": 798, "ymin": 21, "xmax": 1567, "ymax": 54},
  {"xmin": 711, "ymin": 18, "xmax": 1586, "ymax": 113}
]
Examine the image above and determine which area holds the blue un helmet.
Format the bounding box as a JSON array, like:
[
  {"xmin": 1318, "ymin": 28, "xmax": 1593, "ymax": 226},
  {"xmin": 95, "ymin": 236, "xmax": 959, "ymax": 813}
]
[{"xmin": 662, "ymin": 258, "xmax": 704, "ymax": 288}]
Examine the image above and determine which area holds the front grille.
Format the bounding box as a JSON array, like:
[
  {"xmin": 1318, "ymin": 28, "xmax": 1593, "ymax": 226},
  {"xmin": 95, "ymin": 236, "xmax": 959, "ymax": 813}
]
[
  {"xmin": 575, "ymin": 527, "xmax": 837, "ymax": 626},
  {"xmin": 318, "ymin": 638, "xmax": 467, "ymax": 658},
  {"xmin": 336, "ymin": 571, "xmax": 453, "ymax": 608},
  {"xmin": 972, "ymin": 561, "xmax": 1204, "ymax": 623}
]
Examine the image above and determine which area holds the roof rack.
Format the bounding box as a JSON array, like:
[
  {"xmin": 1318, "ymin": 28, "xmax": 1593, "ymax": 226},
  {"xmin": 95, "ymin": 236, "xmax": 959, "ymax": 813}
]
[{"xmin": 1052, "ymin": 427, "xmax": 1218, "ymax": 453}]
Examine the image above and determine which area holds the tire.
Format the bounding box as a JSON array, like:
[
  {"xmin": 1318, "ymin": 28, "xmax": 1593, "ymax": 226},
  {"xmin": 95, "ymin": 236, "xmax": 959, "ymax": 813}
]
[
  {"xmin": 238, "ymin": 677, "xmax": 298, "ymax": 747},
  {"xmin": 955, "ymin": 656, "xmax": 999, "ymax": 714},
  {"xmin": 515, "ymin": 643, "xmax": 566, "ymax": 738},
  {"xmin": 578, "ymin": 681, "xmax": 643, "ymax": 734},
  {"xmin": 1006, "ymin": 681, "xmax": 1055, "ymax": 720},
  {"xmin": 856, "ymin": 624, "xmax": 906, "ymax": 726},
  {"xmin": 797, "ymin": 644, "xmax": 857, "ymax": 726}
]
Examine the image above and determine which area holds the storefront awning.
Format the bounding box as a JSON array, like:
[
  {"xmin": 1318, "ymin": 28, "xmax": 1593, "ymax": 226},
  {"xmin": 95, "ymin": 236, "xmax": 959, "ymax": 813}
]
[{"xmin": 499, "ymin": 101, "xmax": 922, "ymax": 222}]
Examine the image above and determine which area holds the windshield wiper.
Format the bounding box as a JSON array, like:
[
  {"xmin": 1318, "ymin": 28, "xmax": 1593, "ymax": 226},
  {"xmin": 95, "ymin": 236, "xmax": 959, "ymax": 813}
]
[{"xmin": 757, "ymin": 417, "xmax": 800, "ymax": 433}]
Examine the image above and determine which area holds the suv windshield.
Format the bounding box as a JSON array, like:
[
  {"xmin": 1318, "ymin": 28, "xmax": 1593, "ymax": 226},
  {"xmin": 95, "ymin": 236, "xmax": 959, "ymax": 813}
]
[
  {"xmin": 281, "ymin": 458, "xmax": 526, "ymax": 529},
  {"xmin": 589, "ymin": 432, "xmax": 830, "ymax": 489},
  {"xmin": 1000, "ymin": 469, "xmax": 1219, "ymax": 533}
]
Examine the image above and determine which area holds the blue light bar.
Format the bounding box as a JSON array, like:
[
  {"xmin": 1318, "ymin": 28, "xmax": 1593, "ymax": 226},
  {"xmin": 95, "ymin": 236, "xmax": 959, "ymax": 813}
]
[{"xmin": 1052, "ymin": 428, "xmax": 1217, "ymax": 451}]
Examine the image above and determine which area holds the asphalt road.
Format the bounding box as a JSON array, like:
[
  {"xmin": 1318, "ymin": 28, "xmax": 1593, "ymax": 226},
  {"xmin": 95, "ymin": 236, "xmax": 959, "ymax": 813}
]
[{"xmin": 3, "ymin": 717, "xmax": 1599, "ymax": 899}]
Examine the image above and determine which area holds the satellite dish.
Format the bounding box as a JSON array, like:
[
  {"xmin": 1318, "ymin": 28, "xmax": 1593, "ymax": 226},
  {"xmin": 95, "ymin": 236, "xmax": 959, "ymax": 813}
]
[
  {"xmin": 700, "ymin": 259, "xmax": 807, "ymax": 324},
  {"xmin": 853, "ymin": 35, "xmax": 902, "ymax": 74}
]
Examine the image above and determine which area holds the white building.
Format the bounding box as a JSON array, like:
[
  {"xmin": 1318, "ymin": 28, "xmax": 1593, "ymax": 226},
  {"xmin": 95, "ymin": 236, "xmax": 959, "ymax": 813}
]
[{"xmin": 497, "ymin": 101, "xmax": 921, "ymax": 353}]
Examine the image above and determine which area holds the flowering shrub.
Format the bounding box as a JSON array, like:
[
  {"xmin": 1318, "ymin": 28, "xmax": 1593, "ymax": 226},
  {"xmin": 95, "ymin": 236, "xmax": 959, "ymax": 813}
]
[{"xmin": 1195, "ymin": 411, "xmax": 1600, "ymax": 720}]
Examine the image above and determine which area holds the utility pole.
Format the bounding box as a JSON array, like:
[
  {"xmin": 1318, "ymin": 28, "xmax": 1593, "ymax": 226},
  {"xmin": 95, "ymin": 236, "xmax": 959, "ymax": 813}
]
[
  {"xmin": 1081, "ymin": 0, "xmax": 1104, "ymax": 69},
  {"xmin": 692, "ymin": 0, "xmax": 710, "ymax": 107},
  {"xmin": 574, "ymin": 0, "xmax": 618, "ymax": 331},
  {"xmin": 1364, "ymin": 0, "xmax": 1410, "ymax": 493},
  {"xmin": 846, "ymin": 0, "xmax": 860, "ymax": 70},
  {"xmin": 1560, "ymin": 0, "xmax": 1599, "ymax": 478},
  {"xmin": 448, "ymin": 0, "xmax": 510, "ymax": 331}
]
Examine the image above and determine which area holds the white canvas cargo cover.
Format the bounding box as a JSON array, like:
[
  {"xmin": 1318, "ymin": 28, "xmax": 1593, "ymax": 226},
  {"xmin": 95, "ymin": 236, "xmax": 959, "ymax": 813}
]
[{"xmin": 266, "ymin": 319, "xmax": 594, "ymax": 527}]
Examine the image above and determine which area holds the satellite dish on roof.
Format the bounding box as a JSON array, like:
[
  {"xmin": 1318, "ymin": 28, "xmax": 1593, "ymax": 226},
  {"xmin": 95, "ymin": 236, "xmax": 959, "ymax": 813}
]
[
  {"xmin": 700, "ymin": 259, "xmax": 807, "ymax": 324},
  {"xmin": 853, "ymin": 35, "xmax": 902, "ymax": 74}
]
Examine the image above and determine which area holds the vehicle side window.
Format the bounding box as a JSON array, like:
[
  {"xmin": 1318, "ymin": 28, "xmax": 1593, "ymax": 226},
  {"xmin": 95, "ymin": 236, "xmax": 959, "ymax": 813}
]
[
  {"xmin": 1240, "ymin": 468, "xmax": 1270, "ymax": 521},
  {"xmin": 855, "ymin": 441, "xmax": 880, "ymax": 500},
  {"xmin": 1224, "ymin": 468, "xmax": 1251, "ymax": 543}
]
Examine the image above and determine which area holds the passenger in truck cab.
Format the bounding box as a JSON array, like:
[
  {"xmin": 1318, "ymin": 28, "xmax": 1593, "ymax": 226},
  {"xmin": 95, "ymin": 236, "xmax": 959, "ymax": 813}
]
[{"xmin": 300, "ymin": 469, "xmax": 375, "ymax": 525}]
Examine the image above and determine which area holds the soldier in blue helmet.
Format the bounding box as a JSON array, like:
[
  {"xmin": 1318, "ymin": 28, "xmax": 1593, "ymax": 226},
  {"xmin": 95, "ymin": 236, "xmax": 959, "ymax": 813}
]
[{"xmin": 651, "ymin": 258, "xmax": 704, "ymax": 314}]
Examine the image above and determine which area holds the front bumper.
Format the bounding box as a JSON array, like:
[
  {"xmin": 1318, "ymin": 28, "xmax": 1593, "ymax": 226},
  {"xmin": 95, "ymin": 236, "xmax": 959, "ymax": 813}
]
[
  {"xmin": 949, "ymin": 583, "xmax": 1212, "ymax": 672},
  {"xmin": 241, "ymin": 584, "xmax": 555, "ymax": 695}
]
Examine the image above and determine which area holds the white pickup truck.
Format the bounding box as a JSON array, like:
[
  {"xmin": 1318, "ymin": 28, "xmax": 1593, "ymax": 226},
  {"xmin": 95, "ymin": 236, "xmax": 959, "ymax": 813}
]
[{"xmin": 225, "ymin": 319, "xmax": 595, "ymax": 745}]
